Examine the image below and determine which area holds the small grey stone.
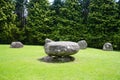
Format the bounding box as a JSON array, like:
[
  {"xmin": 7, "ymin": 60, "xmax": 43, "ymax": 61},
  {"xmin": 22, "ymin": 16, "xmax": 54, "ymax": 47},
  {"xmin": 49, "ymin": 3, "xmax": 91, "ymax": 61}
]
[
  {"xmin": 44, "ymin": 39, "xmax": 80, "ymax": 56},
  {"xmin": 78, "ymin": 40, "xmax": 87, "ymax": 49},
  {"xmin": 103, "ymin": 42, "xmax": 113, "ymax": 51},
  {"xmin": 10, "ymin": 41, "xmax": 23, "ymax": 48}
]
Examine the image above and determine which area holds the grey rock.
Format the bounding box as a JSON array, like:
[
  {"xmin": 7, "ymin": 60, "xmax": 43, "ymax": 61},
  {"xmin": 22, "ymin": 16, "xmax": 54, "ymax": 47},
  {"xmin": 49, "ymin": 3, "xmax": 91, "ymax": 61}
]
[
  {"xmin": 103, "ymin": 42, "xmax": 113, "ymax": 51},
  {"xmin": 78, "ymin": 40, "xmax": 87, "ymax": 49},
  {"xmin": 10, "ymin": 41, "xmax": 23, "ymax": 48},
  {"xmin": 45, "ymin": 38, "xmax": 54, "ymax": 43},
  {"xmin": 44, "ymin": 39, "xmax": 80, "ymax": 56}
]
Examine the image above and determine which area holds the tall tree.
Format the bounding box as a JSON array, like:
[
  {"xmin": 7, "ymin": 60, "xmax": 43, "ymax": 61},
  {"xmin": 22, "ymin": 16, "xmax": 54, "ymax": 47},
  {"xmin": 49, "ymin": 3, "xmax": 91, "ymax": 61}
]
[
  {"xmin": 15, "ymin": 0, "xmax": 28, "ymax": 28},
  {"xmin": 61, "ymin": 0, "xmax": 83, "ymax": 41},
  {"xmin": 0, "ymin": 0, "xmax": 20, "ymax": 43},
  {"xmin": 49, "ymin": 0, "xmax": 83, "ymax": 41},
  {"xmin": 118, "ymin": 0, "xmax": 120, "ymax": 18},
  {"xmin": 79, "ymin": 0, "xmax": 90, "ymax": 23},
  {"xmin": 51, "ymin": 0, "xmax": 64, "ymax": 14},
  {"xmin": 49, "ymin": 0, "xmax": 65, "ymax": 41},
  {"xmin": 88, "ymin": 0, "xmax": 118, "ymax": 48},
  {"xmin": 114, "ymin": 0, "xmax": 120, "ymax": 50},
  {"xmin": 25, "ymin": 0, "xmax": 50, "ymax": 44}
]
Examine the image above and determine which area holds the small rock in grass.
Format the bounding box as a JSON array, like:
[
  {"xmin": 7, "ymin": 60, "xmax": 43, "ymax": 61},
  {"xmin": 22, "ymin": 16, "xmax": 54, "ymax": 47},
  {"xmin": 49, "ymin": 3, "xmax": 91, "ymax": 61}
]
[
  {"xmin": 78, "ymin": 40, "xmax": 87, "ymax": 49},
  {"xmin": 103, "ymin": 42, "xmax": 113, "ymax": 51},
  {"xmin": 10, "ymin": 41, "xmax": 23, "ymax": 48}
]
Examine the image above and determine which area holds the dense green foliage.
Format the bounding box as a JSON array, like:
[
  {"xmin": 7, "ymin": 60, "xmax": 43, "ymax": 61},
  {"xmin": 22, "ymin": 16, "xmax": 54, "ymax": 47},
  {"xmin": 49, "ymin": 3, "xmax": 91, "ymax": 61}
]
[
  {"xmin": 0, "ymin": 0, "xmax": 120, "ymax": 50},
  {"xmin": 49, "ymin": 0, "xmax": 83, "ymax": 41},
  {"xmin": 0, "ymin": 45, "xmax": 120, "ymax": 80},
  {"xmin": 15, "ymin": 0, "xmax": 25, "ymax": 28},
  {"xmin": 88, "ymin": 0, "xmax": 119, "ymax": 49},
  {"xmin": 25, "ymin": 0, "xmax": 50, "ymax": 44},
  {"xmin": 0, "ymin": 0, "xmax": 20, "ymax": 43}
]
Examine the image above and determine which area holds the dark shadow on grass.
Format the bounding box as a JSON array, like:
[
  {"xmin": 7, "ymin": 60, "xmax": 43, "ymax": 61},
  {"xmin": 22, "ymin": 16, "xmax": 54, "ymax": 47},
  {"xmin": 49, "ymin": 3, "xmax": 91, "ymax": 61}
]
[{"xmin": 38, "ymin": 56, "xmax": 75, "ymax": 63}]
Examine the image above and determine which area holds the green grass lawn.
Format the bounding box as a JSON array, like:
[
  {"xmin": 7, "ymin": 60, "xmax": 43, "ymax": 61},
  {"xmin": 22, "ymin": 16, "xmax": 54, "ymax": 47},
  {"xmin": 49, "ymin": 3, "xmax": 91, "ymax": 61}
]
[{"xmin": 0, "ymin": 45, "xmax": 120, "ymax": 80}]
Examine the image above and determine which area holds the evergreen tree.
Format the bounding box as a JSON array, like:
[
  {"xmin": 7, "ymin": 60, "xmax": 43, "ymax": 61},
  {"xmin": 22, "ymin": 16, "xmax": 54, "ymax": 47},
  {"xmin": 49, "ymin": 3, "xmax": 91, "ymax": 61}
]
[
  {"xmin": 118, "ymin": 0, "xmax": 120, "ymax": 18},
  {"xmin": 0, "ymin": 0, "xmax": 20, "ymax": 43},
  {"xmin": 49, "ymin": 0, "xmax": 65, "ymax": 41},
  {"xmin": 61, "ymin": 0, "xmax": 83, "ymax": 41},
  {"xmin": 114, "ymin": 0, "xmax": 120, "ymax": 50},
  {"xmin": 88, "ymin": 0, "xmax": 118, "ymax": 48},
  {"xmin": 15, "ymin": 0, "xmax": 28, "ymax": 28},
  {"xmin": 25, "ymin": 0, "xmax": 50, "ymax": 44},
  {"xmin": 49, "ymin": 0, "xmax": 83, "ymax": 41},
  {"xmin": 52, "ymin": 0, "xmax": 63, "ymax": 13},
  {"xmin": 79, "ymin": 0, "xmax": 90, "ymax": 23},
  {"xmin": 117, "ymin": 0, "xmax": 120, "ymax": 31}
]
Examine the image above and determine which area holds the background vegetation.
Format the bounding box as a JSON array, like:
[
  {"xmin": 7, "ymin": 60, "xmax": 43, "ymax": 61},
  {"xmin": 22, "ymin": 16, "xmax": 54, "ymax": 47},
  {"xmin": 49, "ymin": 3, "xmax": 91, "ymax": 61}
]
[{"xmin": 0, "ymin": 0, "xmax": 120, "ymax": 50}]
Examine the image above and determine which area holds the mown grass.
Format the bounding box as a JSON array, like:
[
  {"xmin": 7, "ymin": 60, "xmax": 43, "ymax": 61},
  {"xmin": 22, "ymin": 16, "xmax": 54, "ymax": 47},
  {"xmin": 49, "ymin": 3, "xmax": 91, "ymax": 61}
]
[{"xmin": 0, "ymin": 44, "xmax": 120, "ymax": 80}]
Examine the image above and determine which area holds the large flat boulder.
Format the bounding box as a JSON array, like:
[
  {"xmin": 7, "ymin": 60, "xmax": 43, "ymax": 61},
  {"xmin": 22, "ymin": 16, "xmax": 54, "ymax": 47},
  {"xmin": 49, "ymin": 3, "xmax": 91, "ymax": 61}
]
[{"xmin": 44, "ymin": 39, "xmax": 80, "ymax": 56}]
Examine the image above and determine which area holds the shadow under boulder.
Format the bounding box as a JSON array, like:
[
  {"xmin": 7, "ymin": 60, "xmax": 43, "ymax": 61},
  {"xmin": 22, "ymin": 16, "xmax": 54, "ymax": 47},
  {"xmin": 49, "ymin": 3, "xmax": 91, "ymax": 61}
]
[{"xmin": 40, "ymin": 56, "xmax": 75, "ymax": 63}]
